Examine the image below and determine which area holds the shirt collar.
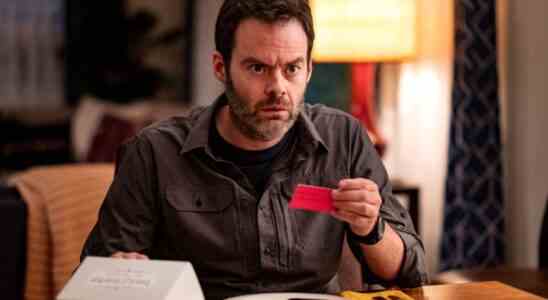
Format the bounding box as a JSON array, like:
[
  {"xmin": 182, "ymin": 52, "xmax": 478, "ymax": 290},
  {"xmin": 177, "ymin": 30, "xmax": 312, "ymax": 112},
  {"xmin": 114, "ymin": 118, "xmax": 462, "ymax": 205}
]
[
  {"xmin": 179, "ymin": 94, "xmax": 328, "ymax": 155},
  {"xmin": 179, "ymin": 95, "xmax": 225, "ymax": 155},
  {"xmin": 296, "ymin": 105, "xmax": 328, "ymax": 154}
]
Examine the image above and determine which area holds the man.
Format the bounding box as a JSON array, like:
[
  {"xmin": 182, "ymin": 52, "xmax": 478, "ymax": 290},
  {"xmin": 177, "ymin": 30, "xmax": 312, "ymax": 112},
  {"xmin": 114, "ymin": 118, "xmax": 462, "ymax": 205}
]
[{"xmin": 81, "ymin": 1, "xmax": 428, "ymax": 299}]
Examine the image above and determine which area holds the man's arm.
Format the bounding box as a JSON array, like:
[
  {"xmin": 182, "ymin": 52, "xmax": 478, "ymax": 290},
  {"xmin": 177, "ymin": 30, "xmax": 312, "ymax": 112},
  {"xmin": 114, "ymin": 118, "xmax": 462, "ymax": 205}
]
[
  {"xmin": 359, "ymin": 222, "xmax": 405, "ymax": 280},
  {"xmin": 331, "ymin": 179, "xmax": 404, "ymax": 281},
  {"xmin": 332, "ymin": 118, "xmax": 428, "ymax": 287},
  {"xmin": 343, "ymin": 186, "xmax": 428, "ymax": 288},
  {"xmin": 81, "ymin": 136, "xmax": 158, "ymax": 261}
]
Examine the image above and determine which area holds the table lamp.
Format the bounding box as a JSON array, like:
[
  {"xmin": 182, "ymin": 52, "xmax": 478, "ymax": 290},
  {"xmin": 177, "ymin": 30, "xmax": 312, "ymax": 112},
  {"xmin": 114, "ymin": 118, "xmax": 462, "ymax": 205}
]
[{"xmin": 311, "ymin": 0, "xmax": 417, "ymax": 155}]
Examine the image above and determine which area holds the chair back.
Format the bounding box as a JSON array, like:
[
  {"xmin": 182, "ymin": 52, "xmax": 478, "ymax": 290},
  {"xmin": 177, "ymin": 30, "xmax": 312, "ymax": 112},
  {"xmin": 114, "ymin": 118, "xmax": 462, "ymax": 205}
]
[
  {"xmin": 10, "ymin": 163, "xmax": 114, "ymax": 300},
  {"xmin": 539, "ymin": 196, "xmax": 548, "ymax": 268},
  {"xmin": 338, "ymin": 235, "xmax": 363, "ymax": 291}
]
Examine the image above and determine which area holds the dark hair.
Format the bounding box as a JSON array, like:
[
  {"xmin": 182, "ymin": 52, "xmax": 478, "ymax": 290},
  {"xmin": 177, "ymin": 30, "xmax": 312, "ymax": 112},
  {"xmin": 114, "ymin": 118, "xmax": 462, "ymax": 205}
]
[{"xmin": 215, "ymin": 0, "xmax": 315, "ymax": 65}]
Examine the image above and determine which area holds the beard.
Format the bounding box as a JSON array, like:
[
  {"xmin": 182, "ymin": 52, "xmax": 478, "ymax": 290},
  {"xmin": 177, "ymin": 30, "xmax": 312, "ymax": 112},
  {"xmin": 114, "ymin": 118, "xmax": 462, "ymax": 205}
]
[{"xmin": 224, "ymin": 77, "xmax": 304, "ymax": 142}]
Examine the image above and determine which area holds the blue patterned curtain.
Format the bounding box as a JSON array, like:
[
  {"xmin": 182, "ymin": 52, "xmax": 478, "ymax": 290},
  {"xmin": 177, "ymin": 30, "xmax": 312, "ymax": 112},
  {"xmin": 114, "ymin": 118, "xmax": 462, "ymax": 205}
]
[
  {"xmin": 0, "ymin": 0, "xmax": 64, "ymax": 109},
  {"xmin": 440, "ymin": 0, "xmax": 505, "ymax": 271}
]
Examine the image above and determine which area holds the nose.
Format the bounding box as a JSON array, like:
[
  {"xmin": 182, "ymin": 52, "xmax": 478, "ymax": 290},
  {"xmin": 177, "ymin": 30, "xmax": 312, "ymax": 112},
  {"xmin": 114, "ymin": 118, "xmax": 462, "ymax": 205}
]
[{"xmin": 264, "ymin": 69, "xmax": 287, "ymax": 99}]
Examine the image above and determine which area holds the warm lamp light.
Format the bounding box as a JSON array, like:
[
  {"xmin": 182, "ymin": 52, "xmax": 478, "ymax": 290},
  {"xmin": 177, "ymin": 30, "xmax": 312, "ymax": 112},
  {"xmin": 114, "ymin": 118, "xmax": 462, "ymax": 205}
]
[
  {"xmin": 311, "ymin": 0, "xmax": 417, "ymax": 62},
  {"xmin": 310, "ymin": 0, "xmax": 417, "ymax": 155}
]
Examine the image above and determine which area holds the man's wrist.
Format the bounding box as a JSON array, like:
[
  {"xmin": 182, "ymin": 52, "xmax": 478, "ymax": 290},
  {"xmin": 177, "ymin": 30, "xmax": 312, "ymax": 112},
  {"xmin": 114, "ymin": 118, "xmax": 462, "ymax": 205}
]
[{"xmin": 348, "ymin": 216, "xmax": 385, "ymax": 245}]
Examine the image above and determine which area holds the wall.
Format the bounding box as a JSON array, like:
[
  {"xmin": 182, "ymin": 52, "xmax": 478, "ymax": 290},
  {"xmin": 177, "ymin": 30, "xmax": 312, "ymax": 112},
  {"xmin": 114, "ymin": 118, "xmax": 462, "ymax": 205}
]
[
  {"xmin": 384, "ymin": 0, "xmax": 548, "ymax": 274},
  {"xmin": 192, "ymin": 0, "xmax": 224, "ymax": 106},
  {"xmin": 382, "ymin": 0, "xmax": 454, "ymax": 275},
  {"xmin": 505, "ymin": 0, "xmax": 548, "ymax": 268}
]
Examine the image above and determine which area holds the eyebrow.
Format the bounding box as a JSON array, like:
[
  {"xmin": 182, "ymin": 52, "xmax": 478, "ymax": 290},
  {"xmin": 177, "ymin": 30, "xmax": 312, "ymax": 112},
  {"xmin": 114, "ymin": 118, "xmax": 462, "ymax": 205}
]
[{"xmin": 240, "ymin": 57, "xmax": 306, "ymax": 67}]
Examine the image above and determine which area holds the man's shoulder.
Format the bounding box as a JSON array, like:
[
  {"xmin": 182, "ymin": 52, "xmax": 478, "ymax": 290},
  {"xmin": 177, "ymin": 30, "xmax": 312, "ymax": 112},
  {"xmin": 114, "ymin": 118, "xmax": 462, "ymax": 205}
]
[{"xmin": 134, "ymin": 105, "xmax": 210, "ymax": 145}]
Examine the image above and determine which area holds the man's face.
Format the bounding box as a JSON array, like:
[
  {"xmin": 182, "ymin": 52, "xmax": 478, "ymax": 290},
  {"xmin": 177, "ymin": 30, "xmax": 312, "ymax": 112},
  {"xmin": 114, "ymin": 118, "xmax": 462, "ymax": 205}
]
[{"xmin": 221, "ymin": 18, "xmax": 312, "ymax": 142}]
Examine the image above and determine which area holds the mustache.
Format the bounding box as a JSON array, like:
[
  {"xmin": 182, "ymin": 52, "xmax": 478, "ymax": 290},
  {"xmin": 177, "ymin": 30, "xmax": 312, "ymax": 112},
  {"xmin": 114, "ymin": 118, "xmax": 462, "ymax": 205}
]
[{"xmin": 255, "ymin": 96, "xmax": 291, "ymax": 110}]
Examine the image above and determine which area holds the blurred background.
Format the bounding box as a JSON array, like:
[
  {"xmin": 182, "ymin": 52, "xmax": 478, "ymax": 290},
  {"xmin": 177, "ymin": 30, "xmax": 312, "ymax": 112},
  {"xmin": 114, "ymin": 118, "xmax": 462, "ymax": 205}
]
[{"xmin": 1, "ymin": 0, "xmax": 547, "ymax": 298}]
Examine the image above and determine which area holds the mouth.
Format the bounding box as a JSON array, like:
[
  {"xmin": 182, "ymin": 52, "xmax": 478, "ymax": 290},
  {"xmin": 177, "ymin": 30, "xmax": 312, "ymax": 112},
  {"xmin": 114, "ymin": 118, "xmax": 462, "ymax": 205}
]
[
  {"xmin": 258, "ymin": 107, "xmax": 289, "ymax": 120},
  {"xmin": 260, "ymin": 106, "xmax": 288, "ymax": 112}
]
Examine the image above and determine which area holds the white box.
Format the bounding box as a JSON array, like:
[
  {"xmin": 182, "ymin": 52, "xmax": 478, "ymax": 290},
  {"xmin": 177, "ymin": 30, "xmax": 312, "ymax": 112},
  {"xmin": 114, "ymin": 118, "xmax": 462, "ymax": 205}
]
[{"xmin": 57, "ymin": 256, "xmax": 204, "ymax": 300}]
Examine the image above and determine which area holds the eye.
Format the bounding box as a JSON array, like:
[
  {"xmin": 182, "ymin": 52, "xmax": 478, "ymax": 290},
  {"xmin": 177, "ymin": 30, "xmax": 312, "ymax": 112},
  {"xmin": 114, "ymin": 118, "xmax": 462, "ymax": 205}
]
[
  {"xmin": 249, "ymin": 64, "xmax": 265, "ymax": 74},
  {"xmin": 286, "ymin": 64, "xmax": 301, "ymax": 75}
]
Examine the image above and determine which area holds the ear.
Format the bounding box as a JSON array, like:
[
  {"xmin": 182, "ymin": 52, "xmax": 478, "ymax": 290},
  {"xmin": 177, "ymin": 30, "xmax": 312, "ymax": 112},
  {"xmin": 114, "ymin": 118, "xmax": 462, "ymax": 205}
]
[
  {"xmin": 213, "ymin": 51, "xmax": 227, "ymax": 83},
  {"xmin": 306, "ymin": 60, "xmax": 314, "ymax": 83}
]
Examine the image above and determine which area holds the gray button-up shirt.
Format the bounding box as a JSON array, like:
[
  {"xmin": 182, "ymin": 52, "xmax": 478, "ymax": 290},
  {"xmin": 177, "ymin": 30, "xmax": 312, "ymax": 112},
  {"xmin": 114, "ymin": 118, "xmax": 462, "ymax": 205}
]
[{"xmin": 82, "ymin": 96, "xmax": 428, "ymax": 300}]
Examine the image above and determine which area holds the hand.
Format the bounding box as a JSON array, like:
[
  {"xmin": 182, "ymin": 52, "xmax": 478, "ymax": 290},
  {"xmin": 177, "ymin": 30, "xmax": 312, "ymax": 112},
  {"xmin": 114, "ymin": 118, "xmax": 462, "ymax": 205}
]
[
  {"xmin": 111, "ymin": 251, "xmax": 149, "ymax": 260},
  {"xmin": 330, "ymin": 178, "xmax": 382, "ymax": 237}
]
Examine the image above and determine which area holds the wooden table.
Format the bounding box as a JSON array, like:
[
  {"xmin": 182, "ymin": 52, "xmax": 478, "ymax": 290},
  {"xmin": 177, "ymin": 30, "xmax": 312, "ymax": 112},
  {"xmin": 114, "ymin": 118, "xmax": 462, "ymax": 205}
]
[
  {"xmin": 434, "ymin": 267, "xmax": 548, "ymax": 298},
  {"xmin": 402, "ymin": 281, "xmax": 545, "ymax": 299}
]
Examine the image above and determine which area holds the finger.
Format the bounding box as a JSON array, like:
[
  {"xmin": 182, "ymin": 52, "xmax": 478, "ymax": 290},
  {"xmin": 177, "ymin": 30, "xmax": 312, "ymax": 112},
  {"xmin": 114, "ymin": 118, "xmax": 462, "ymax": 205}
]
[
  {"xmin": 122, "ymin": 253, "xmax": 137, "ymax": 259},
  {"xmin": 129, "ymin": 252, "xmax": 149, "ymax": 260},
  {"xmin": 111, "ymin": 252, "xmax": 148, "ymax": 260},
  {"xmin": 332, "ymin": 188, "xmax": 381, "ymax": 205},
  {"xmin": 124, "ymin": 252, "xmax": 146, "ymax": 260},
  {"xmin": 332, "ymin": 189, "xmax": 362, "ymax": 202},
  {"xmin": 332, "ymin": 200, "xmax": 379, "ymax": 218},
  {"xmin": 338, "ymin": 178, "xmax": 378, "ymax": 192},
  {"xmin": 330, "ymin": 209, "xmax": 371, "ymax": 228}
]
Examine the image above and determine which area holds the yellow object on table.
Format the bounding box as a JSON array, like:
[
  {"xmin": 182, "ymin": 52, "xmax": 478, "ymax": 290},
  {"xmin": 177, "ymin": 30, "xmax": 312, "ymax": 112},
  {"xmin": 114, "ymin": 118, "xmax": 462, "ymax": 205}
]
[{"xmin": 341, "ymin": 290, "xmax": 414, "ymax": 300}]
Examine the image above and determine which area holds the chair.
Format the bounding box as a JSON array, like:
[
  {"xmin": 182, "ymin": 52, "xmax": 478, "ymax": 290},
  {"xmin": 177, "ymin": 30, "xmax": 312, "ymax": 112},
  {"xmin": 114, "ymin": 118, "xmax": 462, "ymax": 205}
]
[
  {"xmin": 539, "ymin": 196, "xmax": 548, "ymax": 268},
  {"xmin": 4, "ymin": 164, "xmax": 114, "ymax": 300},
  {"xmin": 338, "ymin": 235, "xmax": 364, "ymax": 291},
  {"xmin": 0, "ymin": 185, "xmax": 27, "ymax": 300},
  {"xmin": 433, "ymin": 196, "xmax": 548, "ymax": 298}
]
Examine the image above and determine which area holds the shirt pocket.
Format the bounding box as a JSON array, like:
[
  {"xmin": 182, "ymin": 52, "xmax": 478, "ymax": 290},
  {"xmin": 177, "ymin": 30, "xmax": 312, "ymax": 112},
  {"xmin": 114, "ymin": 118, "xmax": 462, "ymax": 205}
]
[{"xmin": 165, "ymin": 185, "xmax": 240, "ymax": 264}]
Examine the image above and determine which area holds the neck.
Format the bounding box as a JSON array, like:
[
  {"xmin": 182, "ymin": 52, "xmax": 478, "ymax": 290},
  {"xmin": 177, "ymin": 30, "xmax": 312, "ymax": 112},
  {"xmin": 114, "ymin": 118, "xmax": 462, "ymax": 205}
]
[{"xmin": 216, "ymin": 105, "xmax": 285, "ymax": 151}]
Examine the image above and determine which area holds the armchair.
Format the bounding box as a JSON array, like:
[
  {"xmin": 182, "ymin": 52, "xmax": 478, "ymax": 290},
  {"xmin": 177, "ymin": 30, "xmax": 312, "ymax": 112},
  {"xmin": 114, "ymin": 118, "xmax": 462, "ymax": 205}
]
[{"xmin": 3, "ymin": 164, "xmax": 114, "ymax": 300}]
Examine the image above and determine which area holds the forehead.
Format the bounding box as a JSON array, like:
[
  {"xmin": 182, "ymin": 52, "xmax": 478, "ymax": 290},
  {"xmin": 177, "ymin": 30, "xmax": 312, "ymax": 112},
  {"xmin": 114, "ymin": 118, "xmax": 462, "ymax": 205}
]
[{"xmin": 232, "ymin": 18, "xmax": 308, "ymax": 63}]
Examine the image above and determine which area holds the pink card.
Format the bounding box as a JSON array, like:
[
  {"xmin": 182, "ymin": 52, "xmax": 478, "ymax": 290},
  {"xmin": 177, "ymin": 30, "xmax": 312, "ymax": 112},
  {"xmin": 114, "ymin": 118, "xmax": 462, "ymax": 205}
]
[{"xmin": 289, "ymin": 184, "xmax": 334, "ymax": 213}]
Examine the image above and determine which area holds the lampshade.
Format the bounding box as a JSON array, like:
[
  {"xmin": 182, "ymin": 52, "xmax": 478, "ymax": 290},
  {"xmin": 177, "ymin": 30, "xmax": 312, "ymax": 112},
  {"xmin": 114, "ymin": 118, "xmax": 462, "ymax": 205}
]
[{"xmin": 311, "ymin": 0, "xmax": 417, "ymax": 62}]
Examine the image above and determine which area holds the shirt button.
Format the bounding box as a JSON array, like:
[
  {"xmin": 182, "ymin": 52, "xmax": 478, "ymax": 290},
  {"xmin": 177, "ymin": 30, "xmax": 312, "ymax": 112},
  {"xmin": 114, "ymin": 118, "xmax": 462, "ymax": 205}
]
[{"xmin": 263, "ymin": 247, "xmax": 272, "ymax": 256}]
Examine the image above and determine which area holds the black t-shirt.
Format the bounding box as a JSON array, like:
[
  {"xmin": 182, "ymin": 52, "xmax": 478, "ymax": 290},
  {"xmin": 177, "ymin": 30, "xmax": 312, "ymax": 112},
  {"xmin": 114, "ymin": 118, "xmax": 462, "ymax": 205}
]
[{"xmin": 209, "ymin": 121, "xmax": 294, "ymax": 196}]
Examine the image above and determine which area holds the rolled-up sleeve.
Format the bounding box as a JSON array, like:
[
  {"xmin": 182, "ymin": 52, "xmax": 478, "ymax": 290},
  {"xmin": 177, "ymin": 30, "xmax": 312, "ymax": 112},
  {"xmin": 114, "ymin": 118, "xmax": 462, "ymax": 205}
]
[
  {"xmin": 81, "ymin": 135, "xmax": 159, "ymax": 260},
  {"xmin": 346, "ymin": 119, "xmax": 429, "ymax": 288}
]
